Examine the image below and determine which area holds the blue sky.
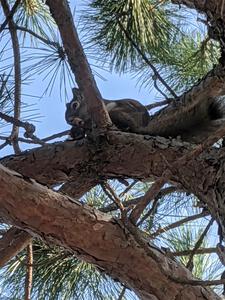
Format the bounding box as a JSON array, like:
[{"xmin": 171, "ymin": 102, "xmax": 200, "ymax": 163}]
[
  {"xmin": 0, "ymin": 1, "xmax": 224, "ymax": 297},
  {"xmin": 0, "ymin": 0, "xmax": 155, "ymax": 156}
]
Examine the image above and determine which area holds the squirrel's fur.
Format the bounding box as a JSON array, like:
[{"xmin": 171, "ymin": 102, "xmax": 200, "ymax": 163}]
[{"xmin": 65, "ymin": 88, "xmax": 225, "ymax": 143}]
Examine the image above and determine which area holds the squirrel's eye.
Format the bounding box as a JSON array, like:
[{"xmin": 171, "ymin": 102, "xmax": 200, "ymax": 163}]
[{"xmin": 71, "ymin": 101, "xmax": 79, "ymax": 111}]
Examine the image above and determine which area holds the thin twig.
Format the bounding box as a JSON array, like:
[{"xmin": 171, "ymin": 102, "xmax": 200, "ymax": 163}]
[
  {"xmin": 0, "ymin": 140, "xmax": 9, "ymax": 150},
  {"xmin": 100, "ymin": 195, "xmax": 143, "ymax": 213},
  {"xmin": 129, "ymin": 176, "xmax": 168, "ymax": 224},
  {"xmin": 0, "ymin": 135, "xmax": 42, "ymax": 145},
  {"xmin": 0, "ymin": 130, "xmax": 69, "ymax": 147},
  {"xmin": 101, "ymin": 182, "xmax": 125, "ymax": 213},
  {"xmin": 186, "ymin": 218, "xmax": 214, "ymax": 271},
  {"xmin": 119, "ymin": 180, "xmax": 137, "ymax": 197},
  {"xmin": 145, "ymin": 98, "xmax": 173, "ymax": 111},
  {"xmin": 1, "ymin": 0, "xmax": 22, "ymax": 154},
  {"xmin": 0, "ymin": 0, "xmax": 21, "ymax": 33},
  {"xmin": 173, "ymin": 247, "xmax": 217, "ymax": 257},
  {"xmin": 150, "ymin": 210, "xmax": 210, "ymax": 239},
  {"xmin": 152, "ymin": 74, "xmax": 169, "ymax": 99},
  {"xmin": 118, "ymin": 286, "xmax": 126, "ymax": 300},
  {"xmin": 24, "ymin": 242, "xmax": 33, "ymax": 300},
  {"xmin": 0, "ymin": 111, "xmax": 35, "ymax": 134},
  {"xmin": 42, "ymin": 130, "xmax": 70, "ymax": 142},
  {"xmin": 137, "ymin": 197, "xmax": 159, "ymax": 227},
  {"xmin": 101, "ymin": 186, "xmax": 178, "ymax": 213},
  {"xmin": 116, "ymin": 18, "xmax": 178, "ymax": 99},
  {"xmin": 137, "ymin": 186, "xmax": 178, "ymax": 226},
  {"xmin": 14, "ymin": 25, "xmax": 61, "ymax": 48}
]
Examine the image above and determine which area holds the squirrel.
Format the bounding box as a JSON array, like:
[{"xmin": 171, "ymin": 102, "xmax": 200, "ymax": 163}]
[{"xmin": 65, "ymin": 88, "xmax": 225, "ymax": 143}]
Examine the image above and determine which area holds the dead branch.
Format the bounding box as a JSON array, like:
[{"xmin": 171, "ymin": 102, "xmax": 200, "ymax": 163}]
[
  {"xmin": 0, "ymin": 227, "xmax": 31, "ymax": 268},
  {"xmin": 119, "ymin": 180, "xmax": 137, "ymax": 197},
  {"xmin": 0, "ymin": 0, "xmax": 20, "ymax": 32},
  {"xmin": 150, "ymin": 210, "xmax": 210, "ymax": 238},
  {"xmin": 137, "ymin": 186, "xmax": 179, "ymax": 226},
  {"xmin": 173, "ymin": 247, "xmax": 217, "ymax": 257},
  {"xmin": 186, "ymin": 218, "xmax": 214, "ymax": 271},
  {"xmin": 1, "ymin": 0, "xmax": 21, "ymax": 154},
  {"xmin": 101, "ymin": 186, "xmax": 178, "ymax": 213},
  {"xmin": 24, "ymin": 242, "xmax": 33, "ymax": 300},
  {"xmin": 101, "ymin": 182, "xmax": 125, "ymax": 214},
  {"xmin": 0, "ymin": 140, "xmax": 9, "ymax": 150},
  {"xmin": 42, "ymin": 130, "xmax": 69, "ymax": 142},
  {"xmin": 118, "ymin": 286, "xmax": 126, "ymax": 300},
  {"xmin": 0, "ymin": 112, "xmax": 35, "ymax": 135},
  {"xmin": 129, "ymin": 176, "xmax": 168, "ymax": 224}
]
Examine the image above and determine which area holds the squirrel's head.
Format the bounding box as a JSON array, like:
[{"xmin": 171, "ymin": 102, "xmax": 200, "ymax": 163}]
[{"xmin": 65, "ymin": 88, "xmax": 86, "ymax": 126}]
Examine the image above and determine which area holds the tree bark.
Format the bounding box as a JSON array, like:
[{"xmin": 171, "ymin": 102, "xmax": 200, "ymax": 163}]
[
  {"xmin": 0, "ymin": 227, "xmax": 31, "ymax": 268},
  {"xmin": 0, "ymin": 132, "xmax": 192, "ymax": 187},
  {"xmin": 45, "ymin": 0, "xmax": 112, "ymax": 129},
  {"xmin": 2, "ymin": 132, "xmax": 225, "ymax": 237},
  {"xmin": 0, "ymin": 164, "xmax": 220, "ymax": 300},
  {"xmin": 172, "ymin": 0, "xmax": 224, "ymax": 20}
]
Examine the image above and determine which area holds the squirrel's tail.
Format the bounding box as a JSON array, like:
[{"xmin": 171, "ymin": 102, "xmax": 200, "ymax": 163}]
[
  {"xmin": 181, "ymin": 97, "xmax": 225, "ymax": 143},
  {"xmin": 137, "ymin": 97, "xmax": 225, "ymax": 143}
]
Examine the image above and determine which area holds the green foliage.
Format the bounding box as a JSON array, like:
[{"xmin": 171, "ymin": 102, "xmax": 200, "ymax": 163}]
[
  {"xmin": 0, "ymin": 0, "xmax": 224, "ymax": 299},
  {"xmin": 82, "ymin": 0, "xmax": 178, "ymax": 71},
  {"xmin": 147, "ymin": 34, "xmax": 220, "ymax": 93},
  {"xmin": 1, "ymin": 241, "xmax": 138, "ymax": 300},
  {"xmin": 14, "ymin": 0, "xmax": 56, "ymax": 44},
  {"xmin": 82, "ymin": 0, "xmax": 220, "ymax": 94}
]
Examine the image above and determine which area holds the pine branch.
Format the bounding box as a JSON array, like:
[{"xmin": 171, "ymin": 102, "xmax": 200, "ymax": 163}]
[
  {"xmin": 130, "ymin": 124, "xmax": 225, "ymax": 224},
  {"xmin": 0, "ymin": 0, "xmax": 21, "ymax": 33},
  {"xmin": 173, "ymin": 247, "xmax": 217, "ymax": 257},
  {"xmin": 1, "ymin": 0, "xmax": 22, "ymax": 154},
  {"xmin": 186, "ymin": 218, "xmax": 214, "ymax": 271},
  {"xmin": 46, "ymin": 0, "xmax": 112, "ymax": 129},
  {"xmin": 14, "ymin": 25, "xmax": 61, "ymax": 48},
  {"xmin": 150, "ymin": 210, "xmax": 210, "ymax": 238},
  {"xmin": 0, "ymin": 227, "xmax": 31, "ymax": 268},
  {"xmin": 136, "ymin": 186, "xmax": 178, "ymax": 226},
  {"xmin": 24, "ymin": 242, "xmax": 33, "ymax": 300},
  {"xmin": 101, "ymin": 182, "xmax": 125, "ymax": 215},
  {"xmin": 116, "ymin": 17, "xmax": 178, "ymax": 99}
]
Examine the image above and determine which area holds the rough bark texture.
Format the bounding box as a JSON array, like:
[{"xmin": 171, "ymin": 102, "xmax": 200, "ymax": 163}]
[
  {"xmin": 0, "ymin": 227, "xmax": 31, "ymax": 268},
  {"xmin": 45, "ymin": 0, "xmax": 112, "ymax": 129},
  {"xmin": 0, "ymin": 132, "xmax": 192, "ymax": 187},
  {"xmin": 172, "ymin": 0, "xmax": 224, "ymax": 19},
  {"xmin": 1, "ymin": 1, "xmax": 225, "ymax": 299},
  {"xmin": 0, "ymin": 164, "xmax": 220, "ymax": 300},
  {"xmin": 1, "ymin": 133, "xmax": 225, "ymax": 298}
]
